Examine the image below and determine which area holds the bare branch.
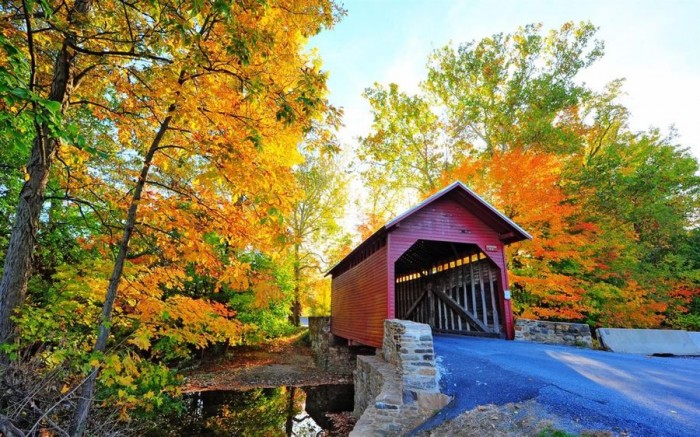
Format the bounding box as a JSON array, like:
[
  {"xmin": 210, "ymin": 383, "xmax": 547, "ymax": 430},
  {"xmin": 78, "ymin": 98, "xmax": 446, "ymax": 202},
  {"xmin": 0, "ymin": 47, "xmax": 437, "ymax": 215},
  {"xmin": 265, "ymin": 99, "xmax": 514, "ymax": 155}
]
[
  {"xmin": 20, "ymin": 0, "xmax": 36, "ymax": 93},
  {"xmin": 70, "ymin": 99, "xmax": 141, "ymax": 118},
  {"xmin": 64, "ymin": 40, "xmax": 172, "ymax": 64},
  {"xmin": 73, "ymin": 64, "xmax": 98, "ymax": 88},
  {"xmin": 27, "ymin": 369, "xmax": 99, "ymax": 437},
  {"xmin": 0, "ymin": 414, "xmax": 25, "ymax": 437}
]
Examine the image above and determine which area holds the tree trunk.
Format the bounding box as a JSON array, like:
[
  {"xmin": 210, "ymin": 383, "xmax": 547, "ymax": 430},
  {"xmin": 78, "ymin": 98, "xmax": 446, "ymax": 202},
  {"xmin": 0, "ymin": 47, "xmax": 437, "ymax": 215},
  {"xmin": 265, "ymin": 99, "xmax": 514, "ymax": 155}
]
[
  {"xmin": 0, "ymin": 135, "xmax": 57, "ymax": 344},
  {"xmin": 69, "ymin": 111, "xmax": 173, "ymax": 436},
  {"xmin": 290, "ymin": 244, "xmax": 301, "ymax": 326},
  {"xmin": 285, "ymin": 386, "xmax": 296, "ymax": 437},
  {"xmin": 0, "ymin": 0, "xmax": 93, "ymax": 345}
]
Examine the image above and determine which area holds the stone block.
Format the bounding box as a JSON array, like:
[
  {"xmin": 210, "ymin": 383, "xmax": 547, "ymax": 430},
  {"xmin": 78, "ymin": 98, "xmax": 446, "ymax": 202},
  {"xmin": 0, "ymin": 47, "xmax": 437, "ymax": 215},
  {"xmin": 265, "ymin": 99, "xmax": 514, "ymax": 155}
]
[
  {"xmin": 375, "ymin": 402, "xmax": 399, "ymax": 410},
  {"xmin": 386, "ymin": 423, "xmax": 402, "ymax": 431},
  {"xmin": 417, "ymin": 367, "xmax": 437, "ymax": 376},
  {"xmin": 399, "ymin": 354, "xmax": 422, "ymax": 361},
  {"xmin": 404, "ymin": 379, "xmax": 437, "ymax": 391},
  {"xmin": 415, "ymin": 392, "xmax": 451, "ymax": 412},
  {"xmin": 402, "ymin": 390, "xmax": 417, "ymax": 404}
]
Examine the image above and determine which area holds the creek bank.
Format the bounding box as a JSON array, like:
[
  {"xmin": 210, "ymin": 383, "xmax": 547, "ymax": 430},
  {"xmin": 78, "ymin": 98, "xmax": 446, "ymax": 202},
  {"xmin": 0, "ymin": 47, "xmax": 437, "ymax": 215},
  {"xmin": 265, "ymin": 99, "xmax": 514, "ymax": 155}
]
[
  {"xmin": 309, "ymin": 316, "xmax": 373, "ymax": 375},
  {"xmin": 183, "ymin": 332, "xmax": 351, "ymax": 392}
]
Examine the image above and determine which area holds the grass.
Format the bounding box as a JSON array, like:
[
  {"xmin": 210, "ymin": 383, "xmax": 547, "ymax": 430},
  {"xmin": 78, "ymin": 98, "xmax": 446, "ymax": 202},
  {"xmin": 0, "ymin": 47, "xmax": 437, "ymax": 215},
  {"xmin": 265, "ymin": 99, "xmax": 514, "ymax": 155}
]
[{"xmin": 538, "ymin": 427, "xmax": 577, "ymax": 437}]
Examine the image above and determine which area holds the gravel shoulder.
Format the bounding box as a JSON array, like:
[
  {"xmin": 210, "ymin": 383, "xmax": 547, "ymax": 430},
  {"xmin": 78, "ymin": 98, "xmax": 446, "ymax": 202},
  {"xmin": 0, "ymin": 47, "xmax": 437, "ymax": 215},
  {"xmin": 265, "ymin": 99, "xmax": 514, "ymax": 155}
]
[{"xmin": 417, "ymin": 400, "xmax": 620, "ymax": 437}]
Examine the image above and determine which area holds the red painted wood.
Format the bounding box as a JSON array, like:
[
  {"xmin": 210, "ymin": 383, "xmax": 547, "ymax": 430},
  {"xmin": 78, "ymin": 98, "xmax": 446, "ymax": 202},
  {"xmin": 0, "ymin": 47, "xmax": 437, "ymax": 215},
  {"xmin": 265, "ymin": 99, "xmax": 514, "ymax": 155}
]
[
  {"xmin": 387, "ymin": 196, "xmax": 507, "ymax": 268},
  {"xmin": 330, "ymin": 245, "xmax": 387, "ymax": 347},
  {"xmin": 330, "ymin": 189, "xmax": 520, "ymax": 346},
  {"xmin": 499, "ymin": 245, "xmax": 514, "ymax": 339},
  {"xmin": 386, "ymin": 195, "xmax": 514, "ymax": 337}
]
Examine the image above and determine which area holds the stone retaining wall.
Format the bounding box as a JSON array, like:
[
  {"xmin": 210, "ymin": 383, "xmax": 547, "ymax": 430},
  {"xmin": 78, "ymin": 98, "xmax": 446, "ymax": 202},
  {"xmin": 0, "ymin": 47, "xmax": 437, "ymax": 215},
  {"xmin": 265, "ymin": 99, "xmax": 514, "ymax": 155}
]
[
  {"xmin": 515, "ymin": 318, "xmax": 593, "ymax": 348},
  {"xmin": 308, "ymin": 316, "xmax": 356, "ymax": 375},
  {"xmin": 354, "ymin": 355, "xmax": 387, "ymax": 417},
  {"xmin": 351, "ymin": 320, "xmax": 450, "ymax": 436},
  {"xmin": 382, "ymin": 320, "xmax": 439, "ymax": 396}
]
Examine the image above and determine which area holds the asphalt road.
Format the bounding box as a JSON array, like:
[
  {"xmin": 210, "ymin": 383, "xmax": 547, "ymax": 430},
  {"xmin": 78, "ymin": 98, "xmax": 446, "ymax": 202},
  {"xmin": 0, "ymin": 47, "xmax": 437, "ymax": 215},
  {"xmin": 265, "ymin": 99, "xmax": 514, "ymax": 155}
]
[{"xmin": 411, "ymin": 335, "xmax": 700, "ymax": 436}]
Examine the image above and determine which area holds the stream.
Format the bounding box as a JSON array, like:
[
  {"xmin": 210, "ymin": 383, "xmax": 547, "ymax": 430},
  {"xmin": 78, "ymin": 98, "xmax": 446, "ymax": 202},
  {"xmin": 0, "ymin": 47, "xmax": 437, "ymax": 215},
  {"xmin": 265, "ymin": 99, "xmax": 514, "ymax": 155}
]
[{"xmin": 153, "ymin": 384, "xmax": 354, "ymax": 436}]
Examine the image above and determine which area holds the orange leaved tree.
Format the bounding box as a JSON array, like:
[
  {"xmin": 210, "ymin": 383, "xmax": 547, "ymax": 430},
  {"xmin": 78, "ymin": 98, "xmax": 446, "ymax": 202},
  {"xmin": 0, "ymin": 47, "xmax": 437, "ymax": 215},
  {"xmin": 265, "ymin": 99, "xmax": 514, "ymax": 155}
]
[
  {"xmin": 442, "ymin": 149, "xmax": 598, "ymax": 320},
  {"xmin": 59, "ymin": 0, "xmax": 340, "ymax": 433}
]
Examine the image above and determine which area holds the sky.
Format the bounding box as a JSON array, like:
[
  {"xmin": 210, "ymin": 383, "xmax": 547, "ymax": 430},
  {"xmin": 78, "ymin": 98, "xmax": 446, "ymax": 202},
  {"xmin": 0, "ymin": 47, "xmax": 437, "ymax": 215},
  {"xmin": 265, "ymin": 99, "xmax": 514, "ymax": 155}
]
[{"xmin": 309, "ymin": 0, "xmax": 700, "ymax": 161}]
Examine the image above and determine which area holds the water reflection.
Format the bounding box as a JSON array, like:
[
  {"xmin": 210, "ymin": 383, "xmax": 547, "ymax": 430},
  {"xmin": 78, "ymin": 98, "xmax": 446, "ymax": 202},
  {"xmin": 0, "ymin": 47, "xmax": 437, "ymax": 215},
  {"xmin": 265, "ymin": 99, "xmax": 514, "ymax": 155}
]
[{"xmin": 155, "ymin": 384, "xmax": 354, "ymax": 436}]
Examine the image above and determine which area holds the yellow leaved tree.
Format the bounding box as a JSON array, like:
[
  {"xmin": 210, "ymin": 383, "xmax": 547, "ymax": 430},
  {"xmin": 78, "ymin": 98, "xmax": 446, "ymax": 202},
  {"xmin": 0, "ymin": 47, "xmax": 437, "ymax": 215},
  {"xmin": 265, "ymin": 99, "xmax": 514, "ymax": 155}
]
[{"xmin": 1, "ymin": 0, "xmax": 342, "ymax": 433}]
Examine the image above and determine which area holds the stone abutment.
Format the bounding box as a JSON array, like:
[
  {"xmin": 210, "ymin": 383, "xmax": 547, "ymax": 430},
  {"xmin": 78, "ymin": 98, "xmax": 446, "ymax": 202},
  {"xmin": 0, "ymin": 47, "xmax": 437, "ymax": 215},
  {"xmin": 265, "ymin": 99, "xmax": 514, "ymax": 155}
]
[{"xmin": 351, "ymin": 320, "xmax": 450, "ymax": 436}]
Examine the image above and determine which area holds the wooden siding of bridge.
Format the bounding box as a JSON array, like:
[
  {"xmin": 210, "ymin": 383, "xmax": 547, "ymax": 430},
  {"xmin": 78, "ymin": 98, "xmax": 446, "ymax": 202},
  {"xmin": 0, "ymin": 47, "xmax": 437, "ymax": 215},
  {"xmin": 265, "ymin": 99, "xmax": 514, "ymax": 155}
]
[{"xmin": 330, "ymin": 245, "xmax": 388, "ymax": 347}]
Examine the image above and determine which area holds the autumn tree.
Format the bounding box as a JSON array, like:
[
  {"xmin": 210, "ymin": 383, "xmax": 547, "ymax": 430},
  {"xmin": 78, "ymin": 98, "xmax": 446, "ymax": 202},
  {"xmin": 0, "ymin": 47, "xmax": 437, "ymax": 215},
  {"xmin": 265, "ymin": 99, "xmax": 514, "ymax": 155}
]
[
  {"xmin": 0, "ymin": 36, "xmax": 35, "ymax": 260},
  {"xmin": 425, "ymin": 22, "xmax": 603, "ymax": 155},
  {"xmin": 63, "ymin": 1, "xmax": 339, "ymax": 432},
  {"xmin": 574, "ymin": 130, "xmax": 700, "ymax": 327},
  {"xmin": 0, "ymin": 0, "xmax": 190, "ymax": 346},
  {"xmin": 442, "ymin": 150, "xmax": 598, "ymax": 320},
  {"xmin": 358, "ymin": 83, "xmax": 459, "ymax": 206},
  {"xmin": 355, "ymin": 21, "xmax": 700, "ymax": 328},
  {"xmin": 355, "ymin": 168, "xmax": 404, "ymax": 240},
  {"xmin": 2, "ymin": 0, "xmax": 342, "ymax": 433},
  {"xmin": 356, "ymin": 22, "xmax": 605, "ymax": 227},
  {"xmin": 288, "ymin": 142, "xmax": 348, "ymax": 324}
]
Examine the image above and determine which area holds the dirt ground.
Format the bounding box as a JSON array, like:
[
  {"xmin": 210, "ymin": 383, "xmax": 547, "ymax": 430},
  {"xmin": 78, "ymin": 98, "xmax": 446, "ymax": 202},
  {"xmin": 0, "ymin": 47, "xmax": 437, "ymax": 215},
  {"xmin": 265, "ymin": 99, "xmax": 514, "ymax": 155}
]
[
  {"xmin": 182, "ymin": 332, "xmax": 352, "ymax": 392},
  {"xmin": 417, "ymin": 400, "xmax": 620, "ymax": 437}
]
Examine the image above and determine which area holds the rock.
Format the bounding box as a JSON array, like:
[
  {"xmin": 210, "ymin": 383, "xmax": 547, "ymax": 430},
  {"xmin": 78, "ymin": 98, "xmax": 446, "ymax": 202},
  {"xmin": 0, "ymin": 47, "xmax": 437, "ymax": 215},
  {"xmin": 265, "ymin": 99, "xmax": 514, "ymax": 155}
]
[{"xmin": 416, "ymin": 392, "xmax": 451, "ymax": 412}]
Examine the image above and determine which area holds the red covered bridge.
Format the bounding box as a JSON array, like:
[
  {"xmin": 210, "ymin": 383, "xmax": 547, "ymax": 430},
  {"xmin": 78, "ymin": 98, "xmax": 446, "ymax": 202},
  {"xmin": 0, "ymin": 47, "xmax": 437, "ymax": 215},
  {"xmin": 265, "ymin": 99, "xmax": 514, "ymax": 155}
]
[{"xmin": 328, "ymin": 181, "xmax": 531, "ymax": 347}]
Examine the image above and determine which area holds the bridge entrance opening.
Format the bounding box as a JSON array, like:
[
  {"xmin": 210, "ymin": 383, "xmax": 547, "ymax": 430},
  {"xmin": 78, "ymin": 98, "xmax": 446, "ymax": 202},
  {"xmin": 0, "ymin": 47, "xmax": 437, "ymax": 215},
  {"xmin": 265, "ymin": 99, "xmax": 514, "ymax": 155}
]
[{"xmin": 394, "ymin": 240, "xmax": 503, "ymax": 337}]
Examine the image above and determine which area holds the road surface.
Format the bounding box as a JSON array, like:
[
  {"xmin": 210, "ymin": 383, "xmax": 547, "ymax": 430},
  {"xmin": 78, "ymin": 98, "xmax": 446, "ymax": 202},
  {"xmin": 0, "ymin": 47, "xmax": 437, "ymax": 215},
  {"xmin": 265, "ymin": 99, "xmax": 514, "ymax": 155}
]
[{"xmin": 411, "ymin": 336, "xmax": 699, "ymax": 436}]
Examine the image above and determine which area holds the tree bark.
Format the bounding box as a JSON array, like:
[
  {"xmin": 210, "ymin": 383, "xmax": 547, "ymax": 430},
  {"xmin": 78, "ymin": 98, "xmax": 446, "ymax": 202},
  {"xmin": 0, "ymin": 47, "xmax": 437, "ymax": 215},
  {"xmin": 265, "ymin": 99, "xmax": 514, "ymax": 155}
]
[
  {"xmin": 290, "ymin": 244, "xmax": 301, "ymax": 327},
  {"xmin": 0, "ymin": 0, "xmax": 93, "ymax": 346},
  {"xmin": 284, "ymin": 386, "xmax": 296, "ymax": 437},
  {"xmin": 0, "ymin": 135, "xmax": 57, "ymax": 344},
  {"xmin": 69, "ymin": 109, "xmax": 174, "ymax": 436}
]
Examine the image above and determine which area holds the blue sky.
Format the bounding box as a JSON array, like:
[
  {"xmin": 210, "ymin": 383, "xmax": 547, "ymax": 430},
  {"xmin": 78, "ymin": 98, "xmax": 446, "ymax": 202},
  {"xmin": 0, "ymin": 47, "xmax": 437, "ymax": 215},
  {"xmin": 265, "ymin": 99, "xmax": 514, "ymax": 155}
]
[{"xmin": 309, "ymin": 0, "xmax": 700, "ymax": 160}]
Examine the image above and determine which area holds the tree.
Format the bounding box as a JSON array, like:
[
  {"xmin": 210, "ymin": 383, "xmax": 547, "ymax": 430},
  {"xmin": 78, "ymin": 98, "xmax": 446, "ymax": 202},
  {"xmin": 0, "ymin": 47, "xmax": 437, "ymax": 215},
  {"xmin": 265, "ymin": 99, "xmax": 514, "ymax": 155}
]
[
  {"xmin": 356, "ymin": 22, "xmax": 606, "ymax": 228},
  {"xmin": 425, "ymin": 22, "xmax": 603, "ymax": 155},
  {"xmin": 61, "ymin": 1, "xmax": 339, "ymax": 432},
  {"xmin": 288, "ymin": 141, "xmax": 347, "ymax": 324},
  {"xmin": 0, "ymin": 0, "xmax": 181, "ymax": 345},
  {"xmin": 574, "ymin": 130, "xmax": 700, "ymax": 327},
  {"xmin": 442, "ymin": 150, "xmax": 598, "ymax": 320},
  {"xmin": 354, "ymin": 21, "xmax": 700, "ymax": 328},
  {"xmin": 358, "ymin": 83, "xmax": 459, "ymax": 198},
  {"xmin": 1, "ymin": 1, "xmax": 344, "ymax": 430},
  {"xmin": 0, "ymin": 36, "xmax": 35, "ymax": 260}
]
